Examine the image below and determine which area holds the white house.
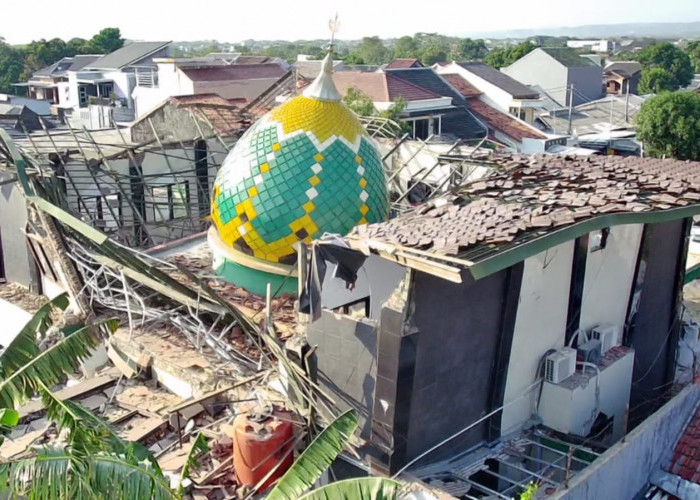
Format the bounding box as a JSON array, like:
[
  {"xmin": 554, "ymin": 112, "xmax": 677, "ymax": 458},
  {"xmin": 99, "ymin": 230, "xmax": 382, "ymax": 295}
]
[
  {"xmin": 58, "ymin": 41, "xmax": 172, "ymax": 127},
  {"xmin": 435, "ymin": 62, "xmax": 542, "ymax": 124}
]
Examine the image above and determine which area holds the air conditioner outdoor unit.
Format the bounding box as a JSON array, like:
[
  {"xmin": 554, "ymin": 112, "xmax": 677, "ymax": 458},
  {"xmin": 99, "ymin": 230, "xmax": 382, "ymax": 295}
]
[
  {"xmin": 545, "ymin": 347, "xmax": 577, "ymax": 384},
  {"xmin": 591, "ymin": 324, "xmax": 620, "ymax": 353}
]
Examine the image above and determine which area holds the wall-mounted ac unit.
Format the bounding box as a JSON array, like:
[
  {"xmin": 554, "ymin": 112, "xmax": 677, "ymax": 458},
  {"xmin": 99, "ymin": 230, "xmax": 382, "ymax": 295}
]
[
  {"xmin": 545, "ymin": 347, "xmax": 577, "ymax": 384},
  {"xmin": 591, "ymin": 324, "xmax": 620, "ymax": 354}
]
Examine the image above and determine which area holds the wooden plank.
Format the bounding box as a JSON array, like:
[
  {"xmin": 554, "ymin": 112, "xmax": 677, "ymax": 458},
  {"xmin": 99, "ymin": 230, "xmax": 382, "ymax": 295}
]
[
  {"xmin": 19, "ymin": 374, "xmax": 118, "ymax": 417},
  {"xmin": 121, "ymin": 416, "xmax": 167, "ymax": 443},
  {"xmin": 107, "ymin": 344, "xmax": 137, "ymax": 378}
]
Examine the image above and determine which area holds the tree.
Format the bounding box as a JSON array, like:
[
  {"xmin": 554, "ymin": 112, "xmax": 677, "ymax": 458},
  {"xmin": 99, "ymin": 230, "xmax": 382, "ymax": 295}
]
[
  {"xmin": 638, "ymin": 67, "xmax": 674, "ymax": 94},
  {"xmin": 637, "ymin": 42, "xmax": 693, "ymax": 89},
  {"xmin": 393, "ymin": 36, "xmax": 419, "ymax": 59},
  {"xmin": 0, "ymin": 293, "xmax": 192, "ymax": 499},
  {"xmin": 686, "ymin": 40, "xmax": 700, "ymax": 73},
  {"xmin": 484, "ymin": 41, "xmax": 536, "ymax": 69},
  {"xmin": 455, "ymin": 38, "xmax": 487, "ymax": 61},
  {"xmin": 88, "ymin": 27, "xmax": 124, "ymax": 54},
  {"xmin": 420, "ymin": 44, "xmax": 448, "ymax": 65},
  {"xmin": 343, "ymin": 87, "xmax": 376, "ymax": 116},
  {"xmin": 353, "ymin": 36, "xmax": 388, "ymax": 65},
  {"xmin": 636, "ymin": 91, "xmax": 700, "ymax": 160},
  {"xmin": 0, "ymin": 41, "xmax": 23, "ymax": 93}
]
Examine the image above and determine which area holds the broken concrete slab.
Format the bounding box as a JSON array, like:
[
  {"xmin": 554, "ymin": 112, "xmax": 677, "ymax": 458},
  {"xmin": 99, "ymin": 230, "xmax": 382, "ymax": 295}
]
[
  {"xmin": 19, "ymin": 373, "xmax": 118, "ymax": 417},
  {"xmin": 78, "ymin": 394, "xmax": 108, "ymax": 412},
  {"xmin": 169, "ymin": 403, "xmax": 205, "ymax": 430},
  {"xmin": 107, "ymin": 344, "xmax": 137, "ymax": 378}
]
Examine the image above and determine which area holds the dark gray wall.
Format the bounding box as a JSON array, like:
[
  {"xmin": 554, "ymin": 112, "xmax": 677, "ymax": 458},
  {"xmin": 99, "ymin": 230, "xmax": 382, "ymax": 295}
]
[
  {"xmin": 404, "ymin": 268, "xmax": 511, "ymax": 462},
  {"xmin": 307, "ymin": 310, "xmax": 378, "ymax": 440},
  {"xmin": 0, "ymin": 181, "xmax": 37, "ymax": 288},
  {"xmin": 567, "ymin": 66, "xmax": 605, "ymax": 105},
  {"xmin": 626, "ymin": 219, "xmax": 688, "ymax": 420}
]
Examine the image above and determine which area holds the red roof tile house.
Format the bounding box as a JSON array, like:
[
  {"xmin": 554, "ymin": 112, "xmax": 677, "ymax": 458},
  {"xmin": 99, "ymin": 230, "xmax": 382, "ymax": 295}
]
[
  {"xmin": 385, "ymin": 58, "xmax": 424, "ymax": 69},
  {"xmin": 332, "ymin": 68, "xmax": 487, "ymax": 141},
  {"xmin": 132, "ymin": 59, "xmax": 288, "ymax": 119},
  {"xmin": 441, "ymin": 72, "xmax": 553, "ymax": 152}
]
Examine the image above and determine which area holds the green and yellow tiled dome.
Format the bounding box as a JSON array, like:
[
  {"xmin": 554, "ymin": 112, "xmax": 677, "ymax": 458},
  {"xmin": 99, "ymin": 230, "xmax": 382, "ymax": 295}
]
[{"xmin": 209, "ymin": 51, "xmax": 389, "ymax": 295}]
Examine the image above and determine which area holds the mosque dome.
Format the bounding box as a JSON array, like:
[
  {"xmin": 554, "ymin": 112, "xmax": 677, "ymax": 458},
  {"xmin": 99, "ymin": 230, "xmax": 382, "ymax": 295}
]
[{"xmin": 209, "ymin": 50, "xmax": 389, "ymax": 294}]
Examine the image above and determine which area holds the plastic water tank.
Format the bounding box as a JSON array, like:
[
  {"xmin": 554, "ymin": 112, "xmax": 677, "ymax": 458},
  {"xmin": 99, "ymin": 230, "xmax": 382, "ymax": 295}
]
[{"xmin": 232, "ymin": 405, "xmax": 295, "ymax": 490}]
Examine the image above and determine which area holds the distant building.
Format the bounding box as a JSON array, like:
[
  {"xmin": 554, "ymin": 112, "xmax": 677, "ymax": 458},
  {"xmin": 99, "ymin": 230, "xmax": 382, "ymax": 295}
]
[
  {"xmin": 132, "ymin": 59, "xmax": 289, "ymax": 118},
  {"xmin": 502, "ymin": 47, "xmax": 604, "ymax": 107},
  {"xmin": 604, "ymin": 61, "xmax": 643, "ymax": 95},
  {"xmin": 15, "ymin": 55, "xmax": 100, "ymax": 105},
  {"xmin": 567, "ymin": 39, "xmax": 616, "ymax": 53}
]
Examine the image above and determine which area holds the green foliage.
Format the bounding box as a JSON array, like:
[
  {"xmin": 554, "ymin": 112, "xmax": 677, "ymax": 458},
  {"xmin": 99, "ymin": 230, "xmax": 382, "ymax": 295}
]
[
  {"xmin": 267, "ymin": 409, "xmax": 359, "ymax": 500},
  {"xmin": 686, "ymin": 40, "xmax": 700, "ymax": 73},
  {"xmin": 420, "ymin": 44, "xmax": 449, "ymax": 65},
  {"xmin": 393, "ymin": 36, "xmax": 419, "ymax": 59},
  {"xmin": 178, "ymin": 433, "xmax": 208, "ymax": 494},
  {"xmin": 87, "ymin": 28, "xmax": 124, "ymax": 53},
  {"xmin": 299, "ymin": 477, "xmax": 400, "ymax": 500},
  {"xmin": 455, "ymin": 38, "xmax": 488, "ymax": 61},
  {"xmin": 484, "ymin": 42, "xmax": 537, "ymax": 69},
  {"xmin": 638, "ymin": 67, "xmax": 675, "ymax": 94},
  {"xmin": 519, "ymin": 481, "xmax": 539, "ymax": 500},
  {"xmin": 637, "ymin": 42, "xmax": 694, "ymax": 89},
  {"xmin": 0, "ymin": 28, "xmax": 123, "ymax": 93},
  {"xmin": 352, "ymin": 36, "xmax": 388, "ymax": 65},
  {"xmin": 636, "ymin": 91, "xmax": 700, "ymax": 160},
  {"xmin": 343, "ymin": 87, "xmax": 376, "ymax": 116}
]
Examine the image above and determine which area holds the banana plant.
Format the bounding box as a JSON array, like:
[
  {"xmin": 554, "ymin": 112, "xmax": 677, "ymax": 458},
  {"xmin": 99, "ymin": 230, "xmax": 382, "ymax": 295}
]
[
  {"xmin": 0, "ymin": 293, "xmax": 177, "ymax": 499},
  {"xmin": 267, "ymin": 409, "xmax": 400, "ymax": 500}
]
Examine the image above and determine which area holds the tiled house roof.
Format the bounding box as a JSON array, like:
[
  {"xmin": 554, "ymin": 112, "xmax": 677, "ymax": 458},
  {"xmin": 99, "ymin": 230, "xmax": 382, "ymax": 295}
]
[
  {"xmin": 468, "ymin": 98, "xmax": 546, "ymax": 142},
  {"xmin": 669, "ymin": 404, "xmax": 700, "ymax": 483},
  {"xmin": 181, "ymin": 64, "xmax": 287, "ymax": 82},
  {"xmin": 441, "ymin": 74, "xmax": 482, "ymax": 98},
  {"xmin": 456, "ymin": 62, "xmax": 540, "ymax": 99},
  {"xmin": 351, "ymin": 154, "xmax": 700, "ymax": 260},
  {"xmin": 332, "ymin": 72, "xmax": 440, "ymax": 102},
  {"xmin": 386, "ymin": 58, "xmax": 424, "ymax": 69}
]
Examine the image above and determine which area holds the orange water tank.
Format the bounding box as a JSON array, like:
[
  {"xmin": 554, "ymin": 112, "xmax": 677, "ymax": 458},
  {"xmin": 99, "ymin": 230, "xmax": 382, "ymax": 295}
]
[{"xmin": 232, "ymin": 405, "xmax": 295, "ymax": 490}]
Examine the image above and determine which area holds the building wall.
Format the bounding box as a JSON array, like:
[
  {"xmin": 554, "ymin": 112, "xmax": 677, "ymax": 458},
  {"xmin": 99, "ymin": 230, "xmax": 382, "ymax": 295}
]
[
  {"xmin": 404, "ymin": 268, "xmax": 513, "ymax": 462},
  {"xmin": 578, "ymin": 224, "xmax": 644, "ymax": 333},
  {"xmin": 0, "ymin": 181, "xmax": 37, "ymax": 288},
  {"xmin": 132, "ymin": 64, "xmax": 196, "ymax": 119},
  {"xmin": 502, "ymin": 50, "xmax": 569, "ymax": 106},
  {"xmin": 567, "ymin": 66, "xmax": 604, "ymax": 106},
  {"xmin": 501, "ymin": 241, "xmax": 575, "ymax": 434}
]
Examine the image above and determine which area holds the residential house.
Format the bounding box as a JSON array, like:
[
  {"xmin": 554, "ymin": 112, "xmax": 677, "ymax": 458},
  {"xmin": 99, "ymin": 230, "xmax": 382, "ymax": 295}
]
[
  {"xmin": 294, "ymin": 56, "xmax": 345, "ymax": 82},
  {"xmin": 604, "ymin": 61, "xmax": 643, "ymax": 95},
  {"xmin": 303, "ymin": 154, "xmax": 698, "ymax": 498},
  {"xmin": 440, "ymin": 73, "xmax": 553, "ymax": 152},
  {"xmin": 502, "ymin": 47, "xmax": 604, "ymax": 107},
  {"xmin": 435, "ymin": 61, "xmax": 542, "ymax": 124},
  {"xmin": 132, "ymin": 58, "xmax": 289, "ymax": 118},
  {"xmin": 61, "ymin": 41, "xmax": 172, "ymax": 126},
  {"xmin": 15, "ymin": 55, "xmax": 100, "ymax": 104},
  {"xmin": 381, "ymin": 67, "xmax": 487, "ymax": 140},
  {"xmin": 385, "ymin": 58, "xmax": 424, "ymax": 69},
  {"xmin": 0, "ymin": 103, "xmax": 53, "ymax": 138}
]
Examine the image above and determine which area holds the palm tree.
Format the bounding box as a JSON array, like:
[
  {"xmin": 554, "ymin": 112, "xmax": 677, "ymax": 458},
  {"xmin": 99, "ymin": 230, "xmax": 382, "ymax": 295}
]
[{"xmin": 0, "ymin": 293, "xmax": 181, "ymax": 499}]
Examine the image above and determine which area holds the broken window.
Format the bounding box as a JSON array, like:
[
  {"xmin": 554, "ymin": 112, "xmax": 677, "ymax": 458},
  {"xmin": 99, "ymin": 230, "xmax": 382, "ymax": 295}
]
[
  {"xmin": 80, "ymin": 193, "xmax": 122, "ymax": 230},
  {"xmin": 151, "ymin": 181, "xmax": 190, "ymax": 222}
]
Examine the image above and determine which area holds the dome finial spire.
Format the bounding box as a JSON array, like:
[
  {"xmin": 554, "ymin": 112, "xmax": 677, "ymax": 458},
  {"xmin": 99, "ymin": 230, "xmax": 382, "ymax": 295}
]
[{"xmin": 303, "ymin": 13, "xmax": 342, "ymax": 102}]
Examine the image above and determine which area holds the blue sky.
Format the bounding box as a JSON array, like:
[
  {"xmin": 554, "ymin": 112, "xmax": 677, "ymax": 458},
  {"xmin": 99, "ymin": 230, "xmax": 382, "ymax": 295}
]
[{"xmin": 2, "ymin": 0, "xmax": 699, "ymax": 44}]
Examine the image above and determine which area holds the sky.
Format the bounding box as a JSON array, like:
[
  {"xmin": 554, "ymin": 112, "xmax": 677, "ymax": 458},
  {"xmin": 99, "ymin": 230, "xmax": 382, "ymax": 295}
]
[{"xmin": 2, "ymin": 0, "xmax": 699, "ymax": 44}]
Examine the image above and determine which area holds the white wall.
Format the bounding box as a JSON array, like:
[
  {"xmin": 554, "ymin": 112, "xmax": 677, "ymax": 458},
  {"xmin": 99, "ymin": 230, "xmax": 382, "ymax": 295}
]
[
  {"xmin": 578, "ymin": 224, "xmax": 643, "ymax": 333},
  {"xmin": 436, "ymin": 62, "xmax": 514, "ymax": 112},
  {"xmin": 501, "ymin": 241, "xmax": 575, "ymax": 434},
  {"xmin": 132, "ymin": 63, "xmax": 195, "ymax": 119}
]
